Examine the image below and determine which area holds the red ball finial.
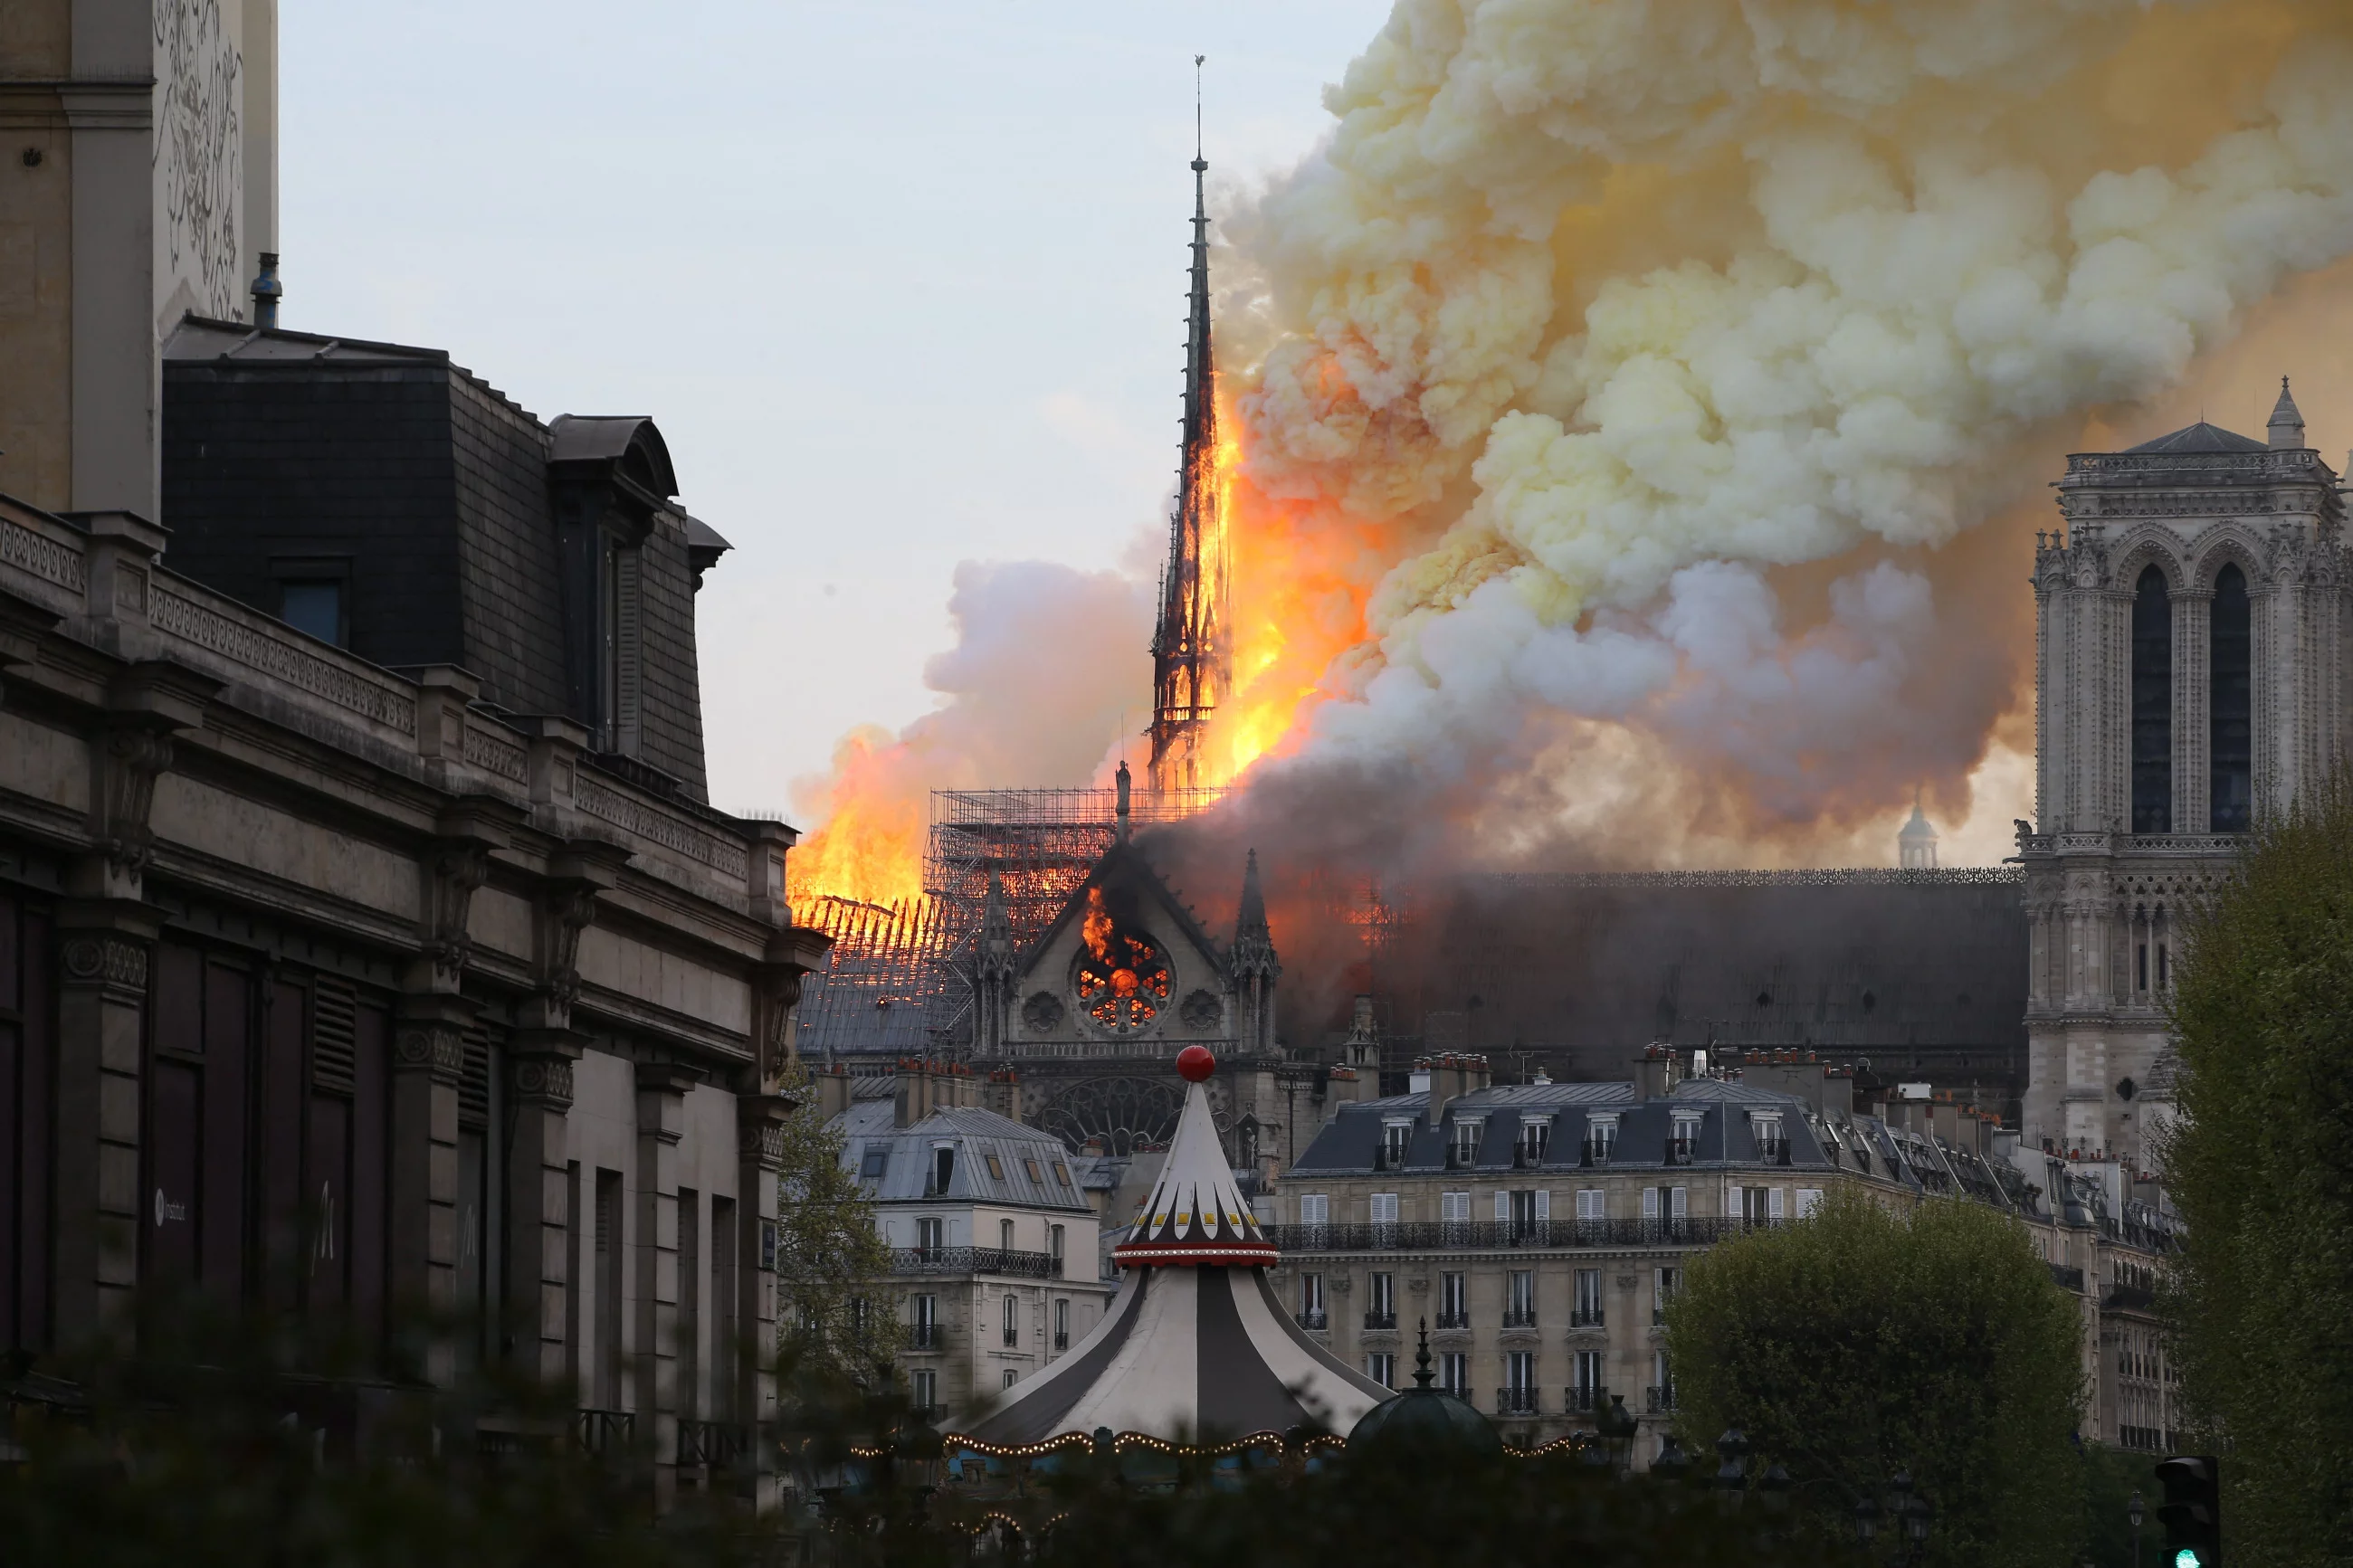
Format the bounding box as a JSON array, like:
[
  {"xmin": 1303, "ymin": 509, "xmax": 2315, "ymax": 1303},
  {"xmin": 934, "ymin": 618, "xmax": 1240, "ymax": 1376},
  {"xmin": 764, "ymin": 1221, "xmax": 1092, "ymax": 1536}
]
[{"xmin": 1176, "ymin": 1044, "xmax": 1216, "ymax": 1083}]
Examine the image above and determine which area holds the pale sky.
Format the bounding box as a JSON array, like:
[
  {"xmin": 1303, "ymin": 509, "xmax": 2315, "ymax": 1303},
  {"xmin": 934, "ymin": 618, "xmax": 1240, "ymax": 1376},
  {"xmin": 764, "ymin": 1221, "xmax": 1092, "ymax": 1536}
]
[{"xmin": 281, "ymin": 1, "xmax": 1394, "ymax": 815}]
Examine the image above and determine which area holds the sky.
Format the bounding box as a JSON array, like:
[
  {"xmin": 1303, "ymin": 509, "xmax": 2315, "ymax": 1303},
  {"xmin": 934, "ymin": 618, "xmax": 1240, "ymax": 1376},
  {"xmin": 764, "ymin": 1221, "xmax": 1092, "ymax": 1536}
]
[{"xmin": 281, "ymin": 1, "xmax": 1394, "ymax": 816}]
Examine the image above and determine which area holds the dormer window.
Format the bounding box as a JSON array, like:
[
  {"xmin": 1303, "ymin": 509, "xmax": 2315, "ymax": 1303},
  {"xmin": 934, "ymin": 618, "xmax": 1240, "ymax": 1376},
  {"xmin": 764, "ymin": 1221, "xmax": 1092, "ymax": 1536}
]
[
  {"xmin": 601, "ymin": 537, "xmax": 642, "ymax": 755},
  {"xmin": 1450, "ymin": 1117, "xmax": 1484, "ymax": 1167},
  {"xmin": 1586, "ymin": 1115, "xmax": 1618, "ymax": 1164},
  {"xmin": 1669, "ymin": 1113, "xmax": 1702, "ymax": 1165},
  {"xmin": 1519, "ymin": 1117, "xmax": 1553, "ymax": 1164},
  {"xmin": 1749, "ymin": 1113, "xmax": 1786, "ymax": 1162},
  {"xmin": 1380, "ymin": 1119, "xmax": 1415, "ymax": 1169}
]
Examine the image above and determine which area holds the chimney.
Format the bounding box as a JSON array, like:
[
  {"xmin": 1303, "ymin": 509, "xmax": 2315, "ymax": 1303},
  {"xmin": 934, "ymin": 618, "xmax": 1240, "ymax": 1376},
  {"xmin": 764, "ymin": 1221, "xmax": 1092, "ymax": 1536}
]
[
  {"xmin": 815, "ymin": 1063, "xmax": 853, "ymax": 1121},
  {"xmin": 1632, "ymin": 1042, "xmax": 1677, "ymax": 1102},
  {"xmin": 893, "ymin": 1058, "xmax": 935, "ymax": 1128},
  {"xmin": 249, "ymin": 252, "xmax": 282, "ymax": 329},
  {"xmin": 1423, "ymin": 1051, "xmax": 1490, "ymax": 1120},
  {"xmin": 985, "ymin": 1067, "xmax": 1022, "ymax": 1124},
  {"xmin": 1931, "ymin": 1098, "xmax": 1961, "ymax": 1148}
]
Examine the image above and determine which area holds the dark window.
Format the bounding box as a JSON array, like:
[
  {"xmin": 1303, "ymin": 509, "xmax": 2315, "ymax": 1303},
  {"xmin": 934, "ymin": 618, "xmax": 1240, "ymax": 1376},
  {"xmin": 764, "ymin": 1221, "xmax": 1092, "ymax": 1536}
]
[
  {"xmin": 278, "ymin": 581, "xmax": 345, "ymax": 646},
  {"xmin": 2210, "ymin": 564, "xmax": 2252, "ymax": 832},
  {"xmin": 860, "ymin": 1145, "xmax": 890, "ymax": 1181},
  {"xmin": 2131, "ymin": 565, "xmax": 2172, "ymax": 833}
]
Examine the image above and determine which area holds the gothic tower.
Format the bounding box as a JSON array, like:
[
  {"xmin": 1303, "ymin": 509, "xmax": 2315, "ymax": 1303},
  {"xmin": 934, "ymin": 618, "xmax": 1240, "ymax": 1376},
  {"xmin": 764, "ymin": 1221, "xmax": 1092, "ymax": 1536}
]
[
  {"xmin": 2021, "ymin": 381, "xmax": 2346, "ymax": 1165},
  {"xmin": 1147, "ymin": 128, "xmax": 1229, "ymax": 793}
]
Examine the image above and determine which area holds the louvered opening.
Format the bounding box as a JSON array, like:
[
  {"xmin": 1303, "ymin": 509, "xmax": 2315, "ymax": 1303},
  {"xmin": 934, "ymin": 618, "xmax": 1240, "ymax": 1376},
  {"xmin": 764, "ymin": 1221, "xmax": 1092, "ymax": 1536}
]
[
  {"xmin": 458, "ymin": 1026, "xmax": 492, "ymax": 1130},
  {"xmin": 311, "ymin": 978, "xmax": 357, "ymax": 1097}
]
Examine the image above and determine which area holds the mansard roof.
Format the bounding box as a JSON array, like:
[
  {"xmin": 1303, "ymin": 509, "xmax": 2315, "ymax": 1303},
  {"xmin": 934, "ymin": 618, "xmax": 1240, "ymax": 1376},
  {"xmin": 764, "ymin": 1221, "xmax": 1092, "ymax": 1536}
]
[
  {"xmin": 2126, "ymin": 421, "xmax": 2270, "ymax": 454},
  {"xmin": 834, "ymin": 1097, "xmax": 1093, "ymax": 1212}
]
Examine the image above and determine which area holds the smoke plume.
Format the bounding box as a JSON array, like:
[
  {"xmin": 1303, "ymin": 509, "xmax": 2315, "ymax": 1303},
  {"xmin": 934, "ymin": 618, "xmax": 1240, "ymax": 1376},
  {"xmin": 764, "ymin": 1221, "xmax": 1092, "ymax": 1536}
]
[{"xmin": 1215, "ymin": 0, "xmax": 2353, "ymax": 874}]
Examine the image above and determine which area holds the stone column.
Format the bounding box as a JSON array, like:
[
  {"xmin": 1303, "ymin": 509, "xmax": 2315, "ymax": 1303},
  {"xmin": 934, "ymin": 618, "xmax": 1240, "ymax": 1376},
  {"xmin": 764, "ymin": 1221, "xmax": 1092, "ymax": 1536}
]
[
  {"xmin": 391, "ymin": 996, "xmax": 469, "ymax": 1364},
  {"xmin": 735, "ymin": 1092, "xmax": 794, "ymax": 1513},
  {"xmin": 52, "ymin": 904, "xmax": 157, "ymax": 1339},
  {"xmin": 634, "ymin": 1061, "xmax": 703, "ymax": 1511},
  {"xmin": 505, "ymin": 1032, "xmax": 581, "ymax": 1384}
]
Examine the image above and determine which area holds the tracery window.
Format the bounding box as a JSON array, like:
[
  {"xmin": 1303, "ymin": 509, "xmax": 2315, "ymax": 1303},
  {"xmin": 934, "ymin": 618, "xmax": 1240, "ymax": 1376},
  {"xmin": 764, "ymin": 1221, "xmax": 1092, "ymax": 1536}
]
[
  {"xmin": 2210, "ymin": 563, "xmax": 2252, "ymax": 832},
  {"xmin": 1073, "ymin": 888, "xmax": 1171, "ymax": 1032},
  {"xmin": 2130, "ymin": 565, "xmax": 2173, "ymax": 833}
]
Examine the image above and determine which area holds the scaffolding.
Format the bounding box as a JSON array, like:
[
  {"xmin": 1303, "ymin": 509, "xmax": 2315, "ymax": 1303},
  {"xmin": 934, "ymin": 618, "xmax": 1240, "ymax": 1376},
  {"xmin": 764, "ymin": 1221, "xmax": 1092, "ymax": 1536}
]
[{"xmin": 796, "ymin": 786, "xmax": 1227, "ymax": 1062}]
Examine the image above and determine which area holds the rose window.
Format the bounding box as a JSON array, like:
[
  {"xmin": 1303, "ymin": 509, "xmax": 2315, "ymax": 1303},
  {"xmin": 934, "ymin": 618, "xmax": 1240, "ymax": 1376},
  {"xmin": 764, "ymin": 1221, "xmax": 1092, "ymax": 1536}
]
[{"xmin": 1073, "ymin": 888, "xmax": 1171, "ymax": 1033}]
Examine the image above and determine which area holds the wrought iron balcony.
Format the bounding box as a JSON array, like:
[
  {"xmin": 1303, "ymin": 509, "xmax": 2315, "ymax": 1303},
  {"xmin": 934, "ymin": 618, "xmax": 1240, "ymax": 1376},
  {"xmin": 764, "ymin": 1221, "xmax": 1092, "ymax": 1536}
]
[
  {"xmin": 1570, "ymin": 1307, "xmax": 1605, "ymax": 1328},
  {"xmin": 576, "ymin": 1408, "xmax": 634, "ymax": 1454},
  {"xmin": 1646, "ymin": 1384, "xmax": 1675, "ymax": 1413},
  {"xmin": 1565, "ymin": 1386, "xmax": 1598, "ymax": 1413},
  {"xmin": 1496, "ymin": 1386, "xmax": 1541, "ymax": 1416},
  {"xmin": 1501, "ymin": 1308, "xmax": 1538, "ymax": 1329},
  {"xmin": 1295, "ymin": 1309, "xmax": 1329, "ymax": 1331},
  {"xmin": 1364, "ymin": 1311, "xmax": 1397, "ymax": 1331},
  {"xmin": 1434, "ymin": 1310, "xmax": 1471, "ymax": 1330},
  {"xmin": 1053, "ymin": 1331, "xmax": 1069, "ymax": 1352},
  {"xmin": 890, "ymin": 1245, "xmax": 1056, "ymax": 1278},
  {"xmin": 1264, "ymin": 1217, "xmax": 1749, "ymax": 1253},
  {"xmin": 676, "ymin": 1419, "xmax": 748, "ymax": 1469},
  {"xmin": 908, "ymin": 1322, "xmax": 945, "ymax": 1351}
]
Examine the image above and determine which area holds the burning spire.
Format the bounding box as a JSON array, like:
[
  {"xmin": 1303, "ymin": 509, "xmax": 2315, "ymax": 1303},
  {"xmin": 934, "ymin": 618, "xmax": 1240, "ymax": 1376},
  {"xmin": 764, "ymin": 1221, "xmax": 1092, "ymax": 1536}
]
[{"xmin": 1148, "ymin": 58, "xmax": 1230, "ymax": 794}]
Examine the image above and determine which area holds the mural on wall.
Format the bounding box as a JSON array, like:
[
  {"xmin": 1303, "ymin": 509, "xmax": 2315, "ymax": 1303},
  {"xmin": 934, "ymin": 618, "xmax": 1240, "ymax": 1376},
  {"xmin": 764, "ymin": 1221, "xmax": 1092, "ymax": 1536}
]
[{"xmin": 155, "ymin": 0, "xmax": 243, "ymax": 323}]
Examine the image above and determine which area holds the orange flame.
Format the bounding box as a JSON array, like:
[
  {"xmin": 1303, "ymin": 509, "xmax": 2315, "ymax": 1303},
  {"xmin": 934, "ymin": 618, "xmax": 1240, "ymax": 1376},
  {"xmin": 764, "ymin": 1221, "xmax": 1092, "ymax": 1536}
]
[
  {"xmin": 1081, "ymin": 886, "xmax": 1115, "ymax": 964},
  {"xmin": 783, "ymin": 725, "xmax": 927, "ymax": 913}
]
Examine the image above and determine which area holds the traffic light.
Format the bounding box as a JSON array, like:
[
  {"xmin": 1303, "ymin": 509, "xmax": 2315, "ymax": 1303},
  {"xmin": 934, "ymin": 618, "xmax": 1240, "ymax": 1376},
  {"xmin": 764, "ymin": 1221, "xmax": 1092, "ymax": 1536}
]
[{"xmin": 2155, "ymin": 1454, "xmax": 2222, "ymax": 1568}]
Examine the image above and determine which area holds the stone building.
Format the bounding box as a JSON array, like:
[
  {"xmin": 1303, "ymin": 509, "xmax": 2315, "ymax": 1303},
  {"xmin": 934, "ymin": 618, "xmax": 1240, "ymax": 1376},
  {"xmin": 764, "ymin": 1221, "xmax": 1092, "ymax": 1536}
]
[
  {"xmin": 2021, "ymin": 384, "xmax": 2345, "ymax": 1163},
  {"xmin": 0, "ymin": 316, "xmax": 831, "ymax": 1506},
  {"xmin": 1265, "ymin": 1050, "xmax": 2177, "ymax": 1458},
  {"xmin": 816, "ymin": 1061, "xmax": 1116, "ymax": 1421},
  {"xmin": 0, "ymin": 0, "xmax": 281, "ymax": 520}
]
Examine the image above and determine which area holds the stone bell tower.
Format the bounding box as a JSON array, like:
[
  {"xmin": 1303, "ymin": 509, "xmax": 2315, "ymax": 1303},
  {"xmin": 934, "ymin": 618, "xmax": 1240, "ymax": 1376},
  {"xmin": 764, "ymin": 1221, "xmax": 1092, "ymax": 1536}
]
[{"xmin": 2020, "ymin": 382, "xmax": 2347, "ymax": 1165}]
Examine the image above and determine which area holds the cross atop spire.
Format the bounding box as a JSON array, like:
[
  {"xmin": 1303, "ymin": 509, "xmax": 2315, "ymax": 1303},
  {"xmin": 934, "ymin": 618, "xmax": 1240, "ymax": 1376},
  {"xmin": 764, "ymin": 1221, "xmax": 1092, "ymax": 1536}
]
[{"xmin": 1148, "ymin": 64, "xmax": 1230, "ymax": 793}]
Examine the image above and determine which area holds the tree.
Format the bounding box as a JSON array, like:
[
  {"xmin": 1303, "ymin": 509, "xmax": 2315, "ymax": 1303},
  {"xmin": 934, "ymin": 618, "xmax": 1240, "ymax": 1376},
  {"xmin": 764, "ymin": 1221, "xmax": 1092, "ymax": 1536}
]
[
  {"xmin": 1664, "ymin": 1189, "xmax": 2084, "ymax": 1568},
  {"xmin": 772, "ymin": 1060, "xmax": 900, "ymax": 1385},
  {"xmin": 2165, "ymin": 774, "xmax": 2353, "ymax": 1567}
]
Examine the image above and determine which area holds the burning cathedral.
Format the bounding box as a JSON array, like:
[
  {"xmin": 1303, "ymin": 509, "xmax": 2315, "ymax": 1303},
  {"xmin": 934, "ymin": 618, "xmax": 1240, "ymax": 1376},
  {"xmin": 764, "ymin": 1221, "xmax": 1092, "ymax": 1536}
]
[{"xmin": 798, "ymin": 141, "xmax": 2333, "ymax": 1178}]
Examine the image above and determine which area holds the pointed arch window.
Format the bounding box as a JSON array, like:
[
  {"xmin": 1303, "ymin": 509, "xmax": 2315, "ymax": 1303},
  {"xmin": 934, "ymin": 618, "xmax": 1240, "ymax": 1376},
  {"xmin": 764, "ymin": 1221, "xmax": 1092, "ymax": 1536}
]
[
  {"xmin": 2130, "ymin": 565, "xmax": 2172, "ymax": 834},
  {"xmin": 2210, "ymin": 564, "xmax": 2252, "ymax": 832}
]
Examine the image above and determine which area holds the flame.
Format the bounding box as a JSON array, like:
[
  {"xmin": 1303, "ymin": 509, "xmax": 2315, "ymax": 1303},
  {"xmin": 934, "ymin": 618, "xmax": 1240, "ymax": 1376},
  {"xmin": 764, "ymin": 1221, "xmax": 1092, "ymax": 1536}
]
[
  {"xmin": 1081, "ymin": 886, "xmax": 1115, "ymax": 964},
  {"xmin": 1201, "ymin": 390, "xmax": 1385, "ymax": 785},
  {"xmin": 783, "ymin": 726, "xmax": 926, "ymax": 913}
]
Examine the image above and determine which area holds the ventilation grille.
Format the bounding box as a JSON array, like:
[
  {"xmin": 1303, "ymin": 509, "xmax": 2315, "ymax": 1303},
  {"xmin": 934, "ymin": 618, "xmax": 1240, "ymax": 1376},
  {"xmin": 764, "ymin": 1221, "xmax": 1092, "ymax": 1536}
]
[
  {"xmin": 458, "ymin": 1026, "xmax": 493, "ymax": 1129},
  {"xmin": 312, "ymin": 978, "xmax": 357, "ymax": 1097}
]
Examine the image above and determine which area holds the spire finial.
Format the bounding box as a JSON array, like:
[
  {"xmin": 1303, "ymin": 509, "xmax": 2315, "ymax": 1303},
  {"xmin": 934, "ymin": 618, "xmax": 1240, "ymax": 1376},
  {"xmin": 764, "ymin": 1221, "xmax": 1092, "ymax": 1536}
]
[
  {"xmin": 1194, "ymin": 54, "xmax": 1205, "ymax": 166},
  {"xmin": 1412, "ymin": 1317, "xmax": 1435, "ymax": 1389}
]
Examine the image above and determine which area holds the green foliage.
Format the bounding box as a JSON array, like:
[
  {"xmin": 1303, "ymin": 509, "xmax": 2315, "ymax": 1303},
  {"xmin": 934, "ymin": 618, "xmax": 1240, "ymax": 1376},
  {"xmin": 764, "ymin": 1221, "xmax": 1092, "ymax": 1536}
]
[
  {"xmin": 2165, "ymin": 773, "xmax": 2353, "ymax": 1567},
  {"xmin": 1664, "ymin": 1189, "xmax": 2084, "ymax": 1568},
  {"xmin": 772, "ymin": 1060, "xmax": 900, "ymax": 1383},
  {"xmin": 2080, "ymin": 1444, "xmax": 2159, "ymax": 1568},
  {"xmin": 0, "ymin": 1298, "xmax": 786, "ymax": 1568}
]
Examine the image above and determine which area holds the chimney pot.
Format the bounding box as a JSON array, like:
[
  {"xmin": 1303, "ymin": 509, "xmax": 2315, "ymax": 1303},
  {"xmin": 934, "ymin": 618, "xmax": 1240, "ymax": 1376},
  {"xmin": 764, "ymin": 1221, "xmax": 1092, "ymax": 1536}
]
[{"xmin": 250, "ymin": 251, "xmax": 282, "ymax": 330}]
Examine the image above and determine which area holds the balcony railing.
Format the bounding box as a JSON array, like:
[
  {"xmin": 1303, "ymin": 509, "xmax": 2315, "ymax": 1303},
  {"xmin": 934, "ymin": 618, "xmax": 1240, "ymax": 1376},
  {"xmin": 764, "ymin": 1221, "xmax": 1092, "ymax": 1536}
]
[
  {"xmin": 1269, "ymin": 1217, "xmax": 1761, "ymax": 1253},
  {"xmin": 2103, "ymin": 1283, "xmax": 2158, "ymax": 1311},
  {"xmin": 1364, "ymin": 1311, "xmax": 1397, "ymax": 1331},
  {"xmin": 1646, "ymin": 1384, "xmax": 1675, "ymax": 1413},
  {"xmin": 1501, "ymin": 1308, "xmax": 1538, "ymax": 1329},
  {"xmin": 676, "ymin": 1419, "xmax": 748, "ymax": 1469},
  {"xmin": 1565, "ymin": 1386, "xmax": 1598, "ymax": 1413},
  {"xmin": 890, "ymin": 1246, "xmax": 1056, "ymax": 1278},
  {"xmin": 576, "ymin": 1408, "xmax": 635, "ymax": 1455},
  {"xmin": 1497, "ymin": 1387, "xmax": 1541, "ymax": 1416},
  {"xmin": 2049, "ymin": 1263, "xmax": 2086, "ymax": 1291},
  {"xmin": 1434, "ymin": 1310, "xmax": 1471, "ymax": 1330},
  {"xmin": 1571, "ymin": 1307, "xmax": 1605, "ymax": 1328},
  {"xmin": 1053, "ymin": 1331, "xmax": 1069, "ymax": 1352},
  {"xmin": 1296, "ymin": 1310, "xmax": 1329, "ymax": 1331},
  {"xmin": 908, "ymin": 1322, "xmax": 945, "ymax": 1351}
]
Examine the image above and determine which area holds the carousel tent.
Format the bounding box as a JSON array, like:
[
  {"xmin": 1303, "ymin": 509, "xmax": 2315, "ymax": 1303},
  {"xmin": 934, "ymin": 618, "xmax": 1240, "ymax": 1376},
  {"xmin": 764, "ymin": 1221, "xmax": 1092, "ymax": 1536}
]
[{"xmin": 958, "ymin": 1046, "xmax": 1388, "ymax": 1448}]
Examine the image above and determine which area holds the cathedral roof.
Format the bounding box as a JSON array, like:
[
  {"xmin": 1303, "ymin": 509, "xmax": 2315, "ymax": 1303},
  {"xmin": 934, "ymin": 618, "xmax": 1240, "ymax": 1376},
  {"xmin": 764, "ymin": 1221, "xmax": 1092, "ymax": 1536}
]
[
  {"xmin": 2125, "ymin": 421, "xmax": 2270, "ymax": 454},
  {"xmin": 1022, "ymin": 839, "xmax": 1231, "ymax": 984}
]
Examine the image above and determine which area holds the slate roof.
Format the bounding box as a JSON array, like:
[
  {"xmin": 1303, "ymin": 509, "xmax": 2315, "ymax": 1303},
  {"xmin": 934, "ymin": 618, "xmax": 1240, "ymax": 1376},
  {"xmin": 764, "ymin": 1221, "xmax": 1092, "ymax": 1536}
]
[
  {"xmin": 1290, "ymin": 1079, "xmax": 1837, "ymax": 1175},
  {"xmin": 834, "ymin": 1099, "xmax": 1093, "ymax": 1212},
  {"xmin": 2126, "ymin": 421, "xmax": 2271, "ymax": 454}
]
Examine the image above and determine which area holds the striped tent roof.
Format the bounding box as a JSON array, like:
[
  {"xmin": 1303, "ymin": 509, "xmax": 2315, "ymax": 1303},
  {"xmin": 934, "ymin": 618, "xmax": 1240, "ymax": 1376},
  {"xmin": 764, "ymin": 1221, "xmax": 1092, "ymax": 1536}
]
[{"xmin": 957, "ymin": 1058, "xmax": 1386, "ymax": 1449}]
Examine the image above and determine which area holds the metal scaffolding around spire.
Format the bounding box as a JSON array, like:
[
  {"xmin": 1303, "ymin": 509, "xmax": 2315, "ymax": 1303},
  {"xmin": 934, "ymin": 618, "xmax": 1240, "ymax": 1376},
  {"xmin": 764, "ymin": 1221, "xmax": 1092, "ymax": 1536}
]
[{"xmin": 1148, "ymin": 59, "xmax": 1230, "ymax": 794}]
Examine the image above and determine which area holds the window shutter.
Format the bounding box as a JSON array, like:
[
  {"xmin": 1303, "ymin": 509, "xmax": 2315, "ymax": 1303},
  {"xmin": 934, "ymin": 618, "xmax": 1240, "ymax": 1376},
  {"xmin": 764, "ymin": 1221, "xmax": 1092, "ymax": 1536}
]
[
  {"xmin": 1300, "ymin": 1193, "xmax": 1328, "ymax": 1225},
  {"xmin": 1796, "ymin": 1188, "xmax": 1823, "ymax": 1216},
  {"xmin": 1579, "ymin": 1189, "xmax": 1604, "ymax": 1221},
  {"xmin": 1768, "ymin": 1188, "xmax": 1786, "ymax": 1221},
  {"xmin": 1370, "ymin": 1193, "xmax": 1398, "ymax": 1223},
  {"xmin": 1671, "ymin": 1185, "xmax": 1688, "ymax": 1217},
  {"xmin": 1493, "ymin": 1191, "xmax": 1510, "ymax": 1222},
  {"xmin": 1642, "ymin": 1187, "xmax": 1658, "ymax": 1220},
  {"xmin": 1534, "ymin": 1190, "xmax": 1550, "ymax": 1221},
  {"xmin": 614, "ymin": 546, "xmax": 643, "ymax": 754},
  {"xmin": 311, "ymin": 978, "xmax": 357, "ymax": 1097}
]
